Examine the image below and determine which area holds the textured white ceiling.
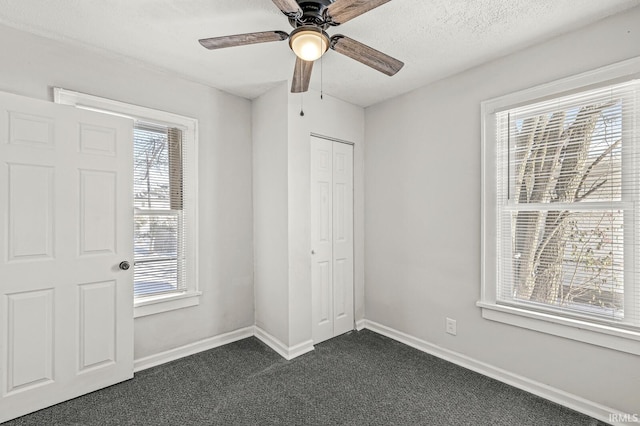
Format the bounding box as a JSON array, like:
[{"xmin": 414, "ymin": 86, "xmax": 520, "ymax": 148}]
[{"xmin": 0, "ymin": 0, "xmax": 638, "ymax": 106}]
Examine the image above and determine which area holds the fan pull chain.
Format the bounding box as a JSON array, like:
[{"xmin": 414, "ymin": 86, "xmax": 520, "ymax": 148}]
[
  {"xmin": 300, "ymin": 93, "xmax": 305, "ymax": 117},
  {"xmin": 320, "ymin": 52, "xmax": 324, "ymax": 100}
]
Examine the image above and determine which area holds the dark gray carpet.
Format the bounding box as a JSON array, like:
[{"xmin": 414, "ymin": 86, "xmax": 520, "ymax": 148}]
[{"xmin": 4, "ymin": 329, "xmax": 606, "ymax": 425}]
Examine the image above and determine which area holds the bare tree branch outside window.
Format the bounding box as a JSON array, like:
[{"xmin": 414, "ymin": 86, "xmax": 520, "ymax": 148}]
[{"xmin": 508, "ymin": 100, "xmax": 624, "ymax": 318}]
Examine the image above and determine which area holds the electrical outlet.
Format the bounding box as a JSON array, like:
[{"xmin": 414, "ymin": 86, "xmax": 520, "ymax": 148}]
[{"xmin": 446, "ymin": 318, "xmax": 457, "ymax": 336}]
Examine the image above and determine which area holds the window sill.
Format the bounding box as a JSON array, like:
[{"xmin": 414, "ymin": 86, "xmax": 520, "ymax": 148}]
[
  {"xmin": 134, "ymin": 291, "xmax": 202, "ymax": 318},
  {"xmin": 476, "ymin": 301, "xmax": 640, "ymax": 356}
]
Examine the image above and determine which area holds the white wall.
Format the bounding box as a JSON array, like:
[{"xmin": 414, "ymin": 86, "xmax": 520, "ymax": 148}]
[
  {"xmin": 0, "ymin": 24, "xmax": 255, "ymax": 360},
  {"xmin": 252, "ymin": 84, "xmax": 290, "ymax": 345},
  {"xmin": 364, "ymin": 7, "xmax": 640, "ymax": 414},
  {"xmin": 287, "ymin": 88, "xmax": 365, "ymax": 346},
  {"xmin": 252, "ymin": 82, "xmax": 364, "ymax": 349}
]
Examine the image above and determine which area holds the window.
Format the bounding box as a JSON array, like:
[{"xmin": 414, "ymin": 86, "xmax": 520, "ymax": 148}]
[
  {"xmin": 54, "ymin": 88, "xmax": 200, "ymax": 317},
  {"xmin": 480, "ymin": 58, "xmax": 640, "ymax": 354},
  {"xmin": 133, "ymin": 123, "xmax": 184, "ymax": 298}
]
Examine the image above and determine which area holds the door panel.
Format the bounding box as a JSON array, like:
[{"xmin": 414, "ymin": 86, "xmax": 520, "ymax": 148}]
[
  {"xmin": 5, "ymin": 289, "xmax": 54, "ymax": 394},
  {"xmin": 79, "ymin": 170, "xmax": 117, "ymax": 255},
  {"xmin": 7, "ymin": 164, "xmax": 55, "ymax": 261},
  {"xmin": 79, "ymin": 123, "xmax": 117, "ymax": 156},
  {"xmin": 318, "ymin": 261, "xmax": 331, "ymax": 324},
  {"xmin": 8, "ymin": 112, "xmax": 54, "ymax": 148},
  {"xmin": 78, "ymin": 280, "xmax": 116, "ymax": 372},
  {"xmin": 0, "ymin": 91, "xmax": 134, "ymax": 423},
  {"xmin": 333, "ymin": 258, "xmax": 347, "ymax": 318}
]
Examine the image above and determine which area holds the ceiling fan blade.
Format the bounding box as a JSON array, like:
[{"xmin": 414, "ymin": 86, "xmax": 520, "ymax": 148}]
[
  {"xmin": 326, "ymin": 0, "xmax": 391, "ymax": 25},
  {"xmin": 272, "ymin": 0, "xmax": 303, "ymax": 17},
  {"xmin": 291, "ymin": 57, "xmax": 314, "ymax": 93},
  {"xmin": 330, "ymin": 35, "xmax": 403, "ymax": 76},
  {"xmin": 199, "ymin": 31, "xmax": 288, "ymax": 50}
]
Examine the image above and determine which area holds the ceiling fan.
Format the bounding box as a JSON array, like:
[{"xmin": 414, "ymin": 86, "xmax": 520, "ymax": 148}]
[{"xmin": 198, "ymin": 0, "xmax": 404, "ymax": 93}]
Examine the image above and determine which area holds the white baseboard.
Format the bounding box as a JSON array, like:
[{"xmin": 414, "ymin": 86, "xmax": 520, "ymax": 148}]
[
  {"xmin": 134, "ymin": 326, "xmax": 254, "ymax": 372},
  {"xmin": 134, "ymin": 325, "xmax": 315, "ymax": 373},
  {"xmin": 360, "ymin": 320, "xmax": 619, "ymax": 425},
  {"xmin": 254, "ymin": 326, "xmax": 314, "ymax": 360},
  {"xmin": 288, "ymin": 338, "xmax": 315, "ymax": 359},
  {"xmin": 253, "ymin": 326, "xmax": 289, "ymax": 358},
  {"xmin": 355, "ymin": 319, "xmax": 366, "ymax": 331}
]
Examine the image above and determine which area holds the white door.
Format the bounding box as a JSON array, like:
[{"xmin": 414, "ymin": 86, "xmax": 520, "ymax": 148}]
[
  {"xmin": 310, "ymin": 136, "xmax": 354, "ymax": 344},
  {"xmin": 0, "ymin": 91, "xmax": 134, "ymax": 423}
]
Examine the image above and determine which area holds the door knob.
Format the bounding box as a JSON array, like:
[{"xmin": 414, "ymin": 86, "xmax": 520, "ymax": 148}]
[{"xmin": 119, "ymin": 261, "xmax": 131, "ymax": 271}]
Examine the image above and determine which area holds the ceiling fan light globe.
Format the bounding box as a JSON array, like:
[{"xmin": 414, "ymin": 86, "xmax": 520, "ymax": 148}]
[{"xmin": 289, "ymin": 28, "xmax": 329, "ymax": 62}]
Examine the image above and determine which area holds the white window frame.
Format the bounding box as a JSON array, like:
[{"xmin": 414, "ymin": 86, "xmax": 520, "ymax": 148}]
[
  {"xmin": 479, "ymin": 57, "xmax": 640, "ymax": 355},
  {"xmin": 54, "ymin": 88, "xmax": 200, "ymax": 317}
]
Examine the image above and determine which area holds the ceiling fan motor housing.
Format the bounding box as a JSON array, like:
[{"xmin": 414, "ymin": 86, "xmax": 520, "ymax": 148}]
[{"xmin": 289, "ymin": 0, "xmax": 335, "ymax": 28}]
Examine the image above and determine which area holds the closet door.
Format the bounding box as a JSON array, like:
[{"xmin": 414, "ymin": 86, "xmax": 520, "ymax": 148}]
[{"xmin": 310, "ymin": 136, "xmax": 353, "ymax": 344}]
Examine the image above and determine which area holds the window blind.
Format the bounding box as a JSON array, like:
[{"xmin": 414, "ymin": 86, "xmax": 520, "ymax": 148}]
[
  {"xmin": 496, "ymin": 80, "xmax": 640, "ymax": 328},
  {"xmin": 133, "ymin": 122, "xmax": 187, "ymax": 298}
]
